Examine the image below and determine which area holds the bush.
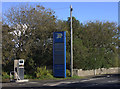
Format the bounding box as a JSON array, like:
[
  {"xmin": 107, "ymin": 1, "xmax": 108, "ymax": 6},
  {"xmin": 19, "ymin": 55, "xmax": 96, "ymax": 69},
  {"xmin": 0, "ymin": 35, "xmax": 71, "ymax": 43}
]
[
  {"xmin": 24, "ymin": 74, "xmax": 33, "ymax": 79},
  {"xmin": 66, "ymin": 69, "xmax": 70, "ymax": 77},
  {"xmin": 2, "ymin": 72, "xmax": 10, "ymax": 79},
  {"xmin": 35, "ymin": 66, "xmax": 53, "ymax": 79}
]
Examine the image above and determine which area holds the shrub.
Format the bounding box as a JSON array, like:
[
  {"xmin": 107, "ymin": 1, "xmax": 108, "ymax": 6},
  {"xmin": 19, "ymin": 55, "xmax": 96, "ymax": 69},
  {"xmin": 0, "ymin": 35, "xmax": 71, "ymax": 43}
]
[
  {"xmin": 24, "ymin": 74, "xmax": 33, "ymax": 79},
  {"xmin": 66, "ymin": 69, "xmax": 70, "ymax": 77},
  {"xmin": 35, "ymin": 66, "xmax": 53, "ymax": 79},
  {"xmin": 2, "ymin": 72, "xmax": 10, "ymax": 79}
]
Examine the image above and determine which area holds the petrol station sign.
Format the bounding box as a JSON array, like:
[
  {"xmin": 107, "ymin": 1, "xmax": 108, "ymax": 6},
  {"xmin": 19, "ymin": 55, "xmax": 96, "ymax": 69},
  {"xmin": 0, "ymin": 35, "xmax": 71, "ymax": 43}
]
[{"xmin": 53, "ymin": 31, "xmax": 66, "ymax": 78}]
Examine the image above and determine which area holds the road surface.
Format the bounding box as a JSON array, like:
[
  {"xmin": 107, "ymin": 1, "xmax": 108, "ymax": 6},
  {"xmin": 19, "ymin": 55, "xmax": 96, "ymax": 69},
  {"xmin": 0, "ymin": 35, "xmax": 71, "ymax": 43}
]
[{"xmin": 2, "ymin": 74, "xmax": 120, "ymax": 89}]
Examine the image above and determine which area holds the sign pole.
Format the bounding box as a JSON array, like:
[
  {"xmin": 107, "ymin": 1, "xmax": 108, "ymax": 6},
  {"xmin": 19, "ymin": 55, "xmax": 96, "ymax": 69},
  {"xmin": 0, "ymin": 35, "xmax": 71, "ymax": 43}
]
[{"xmin": 70, "ymin": 5, "xmax": 73, "ymax": 77}]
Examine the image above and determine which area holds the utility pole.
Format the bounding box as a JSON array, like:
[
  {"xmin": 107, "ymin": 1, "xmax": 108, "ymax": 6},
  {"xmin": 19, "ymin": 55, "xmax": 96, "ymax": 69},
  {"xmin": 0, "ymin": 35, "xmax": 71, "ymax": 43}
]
[{"xmin": 70, "ymin": 5, "xmax": 73, "ymax": 77}]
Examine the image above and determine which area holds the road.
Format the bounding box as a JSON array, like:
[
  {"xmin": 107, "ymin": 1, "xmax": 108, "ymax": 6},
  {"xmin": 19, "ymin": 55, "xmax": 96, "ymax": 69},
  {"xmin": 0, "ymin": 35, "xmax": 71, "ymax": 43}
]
[{"xmin": 2, "ymin": 74, "xmax": 120, "ymax": 89}]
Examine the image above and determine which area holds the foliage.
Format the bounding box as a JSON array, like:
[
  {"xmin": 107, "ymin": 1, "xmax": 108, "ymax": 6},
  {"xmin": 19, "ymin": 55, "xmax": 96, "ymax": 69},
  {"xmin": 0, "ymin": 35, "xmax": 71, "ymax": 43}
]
[
  {"xmin": 2, "ymin": 72, "xmax": 10, "ymax": 79},
  {"xmin": 73, "ymin": 21, "xmax": 118, "ymax": 70},
  {"xmin": 25, "ymin": 58, "xmax": 36, "ymax": 75},
  {"xmin": 66, "ymin": 69, "xmax": 70, "ymax": 77},
  {"xmin": 35, "ymin": 66, "xmax": 53, "ymax": 79},
  {"xmin": 2, "ymin": 4, "xmax": 57, "ymax": 74},
  {"xmin": 24, "ymin": 74, "xmax": 33, "ymax": 79},
  {"xmin": 2, "ymin": 3, "xmax": 119, "ymax": 77}
]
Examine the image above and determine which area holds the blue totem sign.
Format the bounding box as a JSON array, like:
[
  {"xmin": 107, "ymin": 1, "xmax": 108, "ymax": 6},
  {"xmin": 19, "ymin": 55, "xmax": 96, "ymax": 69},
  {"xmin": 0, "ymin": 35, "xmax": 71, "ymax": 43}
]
[{"xmin": 53, "ymin": 31, "xmax": 66, "ymax": 78}]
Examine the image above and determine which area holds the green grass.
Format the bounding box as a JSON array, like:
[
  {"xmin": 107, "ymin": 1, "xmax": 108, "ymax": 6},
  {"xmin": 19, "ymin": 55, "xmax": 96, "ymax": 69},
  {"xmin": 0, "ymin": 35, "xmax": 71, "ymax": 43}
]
[
  {"xmin": 29, "ymin": 76, "xmax": 85, "ymax": 81},
  {"xmin": 52, "ymin": 76, "xmax": 85, "ymax": 80},
  {"xmin": 2, "ymin": 74, "xmax": 85, "ymax": 82},
  {"xmin": 66, "ymin": 76, "xmax": 85, "ymax": 79}
]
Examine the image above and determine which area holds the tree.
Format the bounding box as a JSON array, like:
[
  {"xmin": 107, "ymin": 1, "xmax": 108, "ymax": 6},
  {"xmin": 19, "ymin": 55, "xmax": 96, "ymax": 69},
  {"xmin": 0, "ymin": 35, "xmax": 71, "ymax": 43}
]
[
  {"xmin": 73, "ymin": 20, "xmax": 118, "ymax": 69},
  {"xmin": 2, "ymin": 25, "xmax": 15, "ymax": 72},
  {"xmin": 2, "ymin": 4, "xmax": 57, "ymax": 74},
  {"xmin": 2, "ymin": 3, "xmax": 119, "ymax": 75}
]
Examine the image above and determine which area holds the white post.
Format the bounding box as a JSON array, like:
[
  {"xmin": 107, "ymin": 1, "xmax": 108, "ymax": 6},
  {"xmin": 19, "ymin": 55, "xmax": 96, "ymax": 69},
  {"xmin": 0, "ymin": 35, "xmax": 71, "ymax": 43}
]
[{"xmin": 70, "ymin": 5, "xmax": 73, "ymax": 77}]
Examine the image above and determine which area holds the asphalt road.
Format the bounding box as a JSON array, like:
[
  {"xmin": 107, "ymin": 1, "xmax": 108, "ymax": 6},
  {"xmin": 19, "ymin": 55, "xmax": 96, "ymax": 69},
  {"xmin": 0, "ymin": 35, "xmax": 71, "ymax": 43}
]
[{"xmin": 2, "ymin": 74, "xmax": 120, "ymax": 89}]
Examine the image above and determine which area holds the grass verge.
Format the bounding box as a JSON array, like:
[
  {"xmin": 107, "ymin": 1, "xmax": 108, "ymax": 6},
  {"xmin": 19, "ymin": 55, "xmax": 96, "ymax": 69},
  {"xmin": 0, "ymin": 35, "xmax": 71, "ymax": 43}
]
[
  {"xmin": 2, "ymin": 75, "xmax": 85, "ymax": 82},
  {"xmin": 29, "ymin": 76, "xmax": 85, "ymax": 81}
]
